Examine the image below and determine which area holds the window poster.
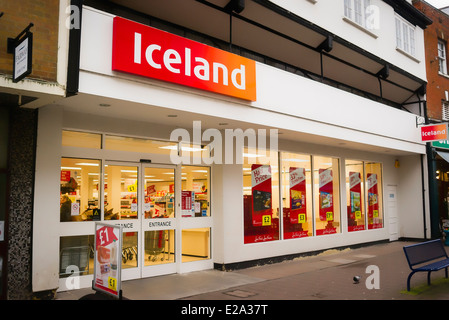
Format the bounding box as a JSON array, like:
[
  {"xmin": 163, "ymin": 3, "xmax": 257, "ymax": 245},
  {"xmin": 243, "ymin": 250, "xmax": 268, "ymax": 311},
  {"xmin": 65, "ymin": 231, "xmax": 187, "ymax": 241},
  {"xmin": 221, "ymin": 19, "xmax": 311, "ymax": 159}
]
[
  {"xmin": 285, "ymin": 167, "xmax": 308, "ymax": 239},
  {"xmin": 348, "ymin": 171, "xmax": 364, "ymax": 232},
  {"xmin": 181, "ymin": 190, "xmax": 195, "ymax": 217},
  {"xmin": 251, "ymin": 164, "xmax": 272, "ymax": 227},
  {"xmin": 367, "ymin": 173, "xmax": 381, "ymax": 229},
  {"xmin": 317, "ymin": 168, "xmax": 336, "ymax": 235},
  {"xmin": 93, "ymin": 223, "xmax": 122, "ymax": 299}
]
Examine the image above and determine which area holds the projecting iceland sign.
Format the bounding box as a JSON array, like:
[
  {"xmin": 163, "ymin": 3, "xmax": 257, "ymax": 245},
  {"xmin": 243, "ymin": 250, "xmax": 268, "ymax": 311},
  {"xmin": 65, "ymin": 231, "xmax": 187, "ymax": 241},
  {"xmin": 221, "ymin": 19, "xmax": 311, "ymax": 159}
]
[{"xmin": 112, "ymin": 17, "xmax": 256, "ymax": 101}]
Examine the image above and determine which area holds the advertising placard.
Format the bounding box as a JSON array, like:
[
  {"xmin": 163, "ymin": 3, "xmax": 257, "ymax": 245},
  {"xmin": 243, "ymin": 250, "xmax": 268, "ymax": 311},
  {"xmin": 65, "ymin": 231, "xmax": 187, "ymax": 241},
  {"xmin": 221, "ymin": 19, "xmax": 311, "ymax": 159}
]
[
  {"xmin": 93, "ymin": 223, "xmax": 123, "ymax": 299},
  {"xmin": 181, "ymin": 191, "xmax": 195, "ymax": 217},
  {"xmin": 348, "ymin": 172, "xmax": 364, "ymax": 232},
  {"xmin": 317, "ymin": 168, "xmax": 336, "ymax": 235},
  {"xmin": 367, "ymin": 173, "xmax": 381, "ymax": 229},
  {"xmin": 251, "ymin": 164, "xmax": 272, "ymax": 227},
  {"xmin": 285, "ymin": 167, "xmax": 308, "ymax": 239},
  {"xmin": 289, "ymin": 167, "xmax": 307, "ymax": 224}
]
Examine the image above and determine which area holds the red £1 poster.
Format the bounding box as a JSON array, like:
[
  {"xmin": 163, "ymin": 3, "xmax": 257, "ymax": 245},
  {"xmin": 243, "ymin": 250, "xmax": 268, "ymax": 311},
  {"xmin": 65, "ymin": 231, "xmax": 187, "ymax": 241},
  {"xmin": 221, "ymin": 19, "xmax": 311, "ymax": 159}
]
[
  {"xmin": 367, "ymin": 173, "xmax": 381, "ymax": 229},
  {"xmin": 251, "ymin": 164, "xmax": 272, "ymax": 227},
  {"xmin": 93, "ymin": 223, "xmax": 122, "ymax": 299}
]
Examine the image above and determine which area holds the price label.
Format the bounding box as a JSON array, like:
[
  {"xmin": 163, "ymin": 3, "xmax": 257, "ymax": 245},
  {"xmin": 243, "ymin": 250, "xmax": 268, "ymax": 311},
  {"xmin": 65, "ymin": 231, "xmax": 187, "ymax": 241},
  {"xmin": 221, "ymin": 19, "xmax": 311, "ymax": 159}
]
[
  {"xmin": 262, "ymin": 215, "xmax": 271, "ymax": 226},
  {"xmin": 298, "ymin": 213, "xmax": 306, "ymax": 224},
  {"xmin": 326, "ymin": 212, "xmax": 333, "ymax": 221},
  {"xmin": 355, "ymin": 211, "xmax": 361, "ymax": 219},
  {"xmin": 373, "ymin": 210, "xmax": 379, "ymax": 218},
  {"xmin": 108, "ymin": 277, "xmax": 117, "ymax": 291}
]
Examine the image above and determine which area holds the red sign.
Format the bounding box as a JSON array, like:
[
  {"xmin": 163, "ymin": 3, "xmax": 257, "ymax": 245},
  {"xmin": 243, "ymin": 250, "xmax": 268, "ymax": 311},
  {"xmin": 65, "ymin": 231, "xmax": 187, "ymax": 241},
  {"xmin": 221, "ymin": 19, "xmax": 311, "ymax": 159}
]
[
  {"xmin": 112, "ymin": 17, "xmax": 257, "ymax": 101},
  {"xmin": 421, "ymin": 123, "xmax": 448, "ymax": 142},
  {"xmin": 60, "ymin": 170, "xmax": 71, "ymax": 182},
  {"xmin": 317, "ymin": 168, "xmax": 336, "ymax": 235},
  {"xmin": 251, "ymin": 164, "xmax": 272, "ymax": 227}
]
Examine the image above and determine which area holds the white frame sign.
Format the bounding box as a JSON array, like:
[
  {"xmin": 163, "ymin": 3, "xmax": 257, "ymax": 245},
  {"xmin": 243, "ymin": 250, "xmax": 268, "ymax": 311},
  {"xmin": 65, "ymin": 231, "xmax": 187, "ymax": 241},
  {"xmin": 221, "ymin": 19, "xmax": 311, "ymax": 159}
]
[
  {"xmin": 12, "ymin": 32, "xmax": 33, "ymax": 83},
  {"xmin": 93, "ymin": 222, "xmax": 123, "ymax": 299}
]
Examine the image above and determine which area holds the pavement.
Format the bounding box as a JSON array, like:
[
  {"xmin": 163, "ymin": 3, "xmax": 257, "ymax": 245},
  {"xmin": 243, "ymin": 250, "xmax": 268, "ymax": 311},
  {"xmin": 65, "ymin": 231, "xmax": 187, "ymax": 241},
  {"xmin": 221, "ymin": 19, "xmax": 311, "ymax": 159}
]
[{"xmin": 55, "ymin": 240, "xmax": 449, "ymax": 304}]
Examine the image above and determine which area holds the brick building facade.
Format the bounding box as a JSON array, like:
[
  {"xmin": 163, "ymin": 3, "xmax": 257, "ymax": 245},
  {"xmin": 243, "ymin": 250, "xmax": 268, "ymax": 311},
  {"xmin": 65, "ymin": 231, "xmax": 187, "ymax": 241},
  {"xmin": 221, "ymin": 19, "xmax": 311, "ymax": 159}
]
[{"xmin": 413, "ymin": 0, "xmax": 449, "ymax": 121}]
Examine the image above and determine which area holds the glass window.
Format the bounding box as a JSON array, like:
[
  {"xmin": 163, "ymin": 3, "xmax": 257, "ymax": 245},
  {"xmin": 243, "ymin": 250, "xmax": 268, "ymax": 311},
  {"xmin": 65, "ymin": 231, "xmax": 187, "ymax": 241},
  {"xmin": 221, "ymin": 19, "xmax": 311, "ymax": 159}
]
[
  {"xmin": 344, "ymin": 0, "xmax": 371, "ymax": 28},
  {"xmin": 104, "ymin": 164, "xmax": 138, "ymax": 220},
  {"xmin": 181, "ymin": 166, "xmax": 210, "ymax": 217},
  {"xmin": 395, "ymin": 16, "xmax": 415, "ymax": 56},
  {"xmin": 346, "ymin": 160, "xmax": 365, "ymax": 232},
  {"xmin": 144, "ymin": 230, "xmax": 174, "ymax": 265},
  {"xmin": 144, "ymin": 167, "xmax": 175, "ymax": 219},
  {"xmin": 62, "ymin": 130, "xmax": 102, "ymax": 149},
  {"xmin": 281, "ymin": 152, "xmax": 312, "ymax": 239},
  {"xmin": 314, "ymin": 156, "xmax": 340, "ymax": 235},
  {"xmin": 122, "ymin": 232, "xmax": 138, "ymax": 269},
  {"xmin": 182, "ymin": 228, "xmax": 210, "ymax": 262},
  {"xmin": 60, "ymin": 158, "xmax": 101, "ymax": 222},
  {"xmin": 59, "ymin": 235, "xmax": 94, "ymax": 278},
  {"xmin": 366, "ymin": 162, "xmax": 383, "ymax": 229},
  {"xmin": 104, "ymin": 135, "xmax": 177, "ymax": 155},
  {"xmin": 438, "ymin": 40, "xmax": 448, "ymax": 75},
  {"xmin": 243, "ymin": 147, "xmax": 279, "ymax": 244}
]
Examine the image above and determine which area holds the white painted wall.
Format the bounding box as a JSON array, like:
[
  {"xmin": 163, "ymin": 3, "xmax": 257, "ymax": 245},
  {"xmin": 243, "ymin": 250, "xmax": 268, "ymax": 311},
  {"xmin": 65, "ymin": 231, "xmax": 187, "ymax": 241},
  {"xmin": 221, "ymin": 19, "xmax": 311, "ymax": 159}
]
[
  {"xmin": 78, "ymin": 7, "xmax": 425, "ymax": 155},
  {"xmin": 269, "ymin": 0, "xmax": 427, "ymax": 81},
  {"xmin": 32, "ymin": 105, "xmax": 63, "ymax": 292}
]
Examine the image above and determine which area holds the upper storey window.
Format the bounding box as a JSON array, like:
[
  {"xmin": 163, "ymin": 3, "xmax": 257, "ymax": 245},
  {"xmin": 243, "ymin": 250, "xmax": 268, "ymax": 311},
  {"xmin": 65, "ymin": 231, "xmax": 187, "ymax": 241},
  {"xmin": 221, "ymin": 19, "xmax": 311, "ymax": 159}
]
[
  {"xmin": 344, "ymin": 0, "xmax": 372, "ymax": 29},
  {"xmin": 395, "ymin": 15, "xmax": 416, "ymax": 57},
  {"xmin": 438, "ymin": 40, "xmax": 448, "ymax": 75}
]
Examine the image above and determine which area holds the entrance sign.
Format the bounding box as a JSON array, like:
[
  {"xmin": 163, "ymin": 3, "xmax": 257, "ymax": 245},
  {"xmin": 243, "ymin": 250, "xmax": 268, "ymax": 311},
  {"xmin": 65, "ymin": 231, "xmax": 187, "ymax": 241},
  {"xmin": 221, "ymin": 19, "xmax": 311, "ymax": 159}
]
[
  {"xmin": 421, "ymin": 123, "xmax": 448, "ymax": 142},
  {"xmin": 112, "ymin": 17, "xmax": 257, "ymax": 101},
  {"xmin": 93, "ymin": 223, "xmax": 123, "ymax": 299}
]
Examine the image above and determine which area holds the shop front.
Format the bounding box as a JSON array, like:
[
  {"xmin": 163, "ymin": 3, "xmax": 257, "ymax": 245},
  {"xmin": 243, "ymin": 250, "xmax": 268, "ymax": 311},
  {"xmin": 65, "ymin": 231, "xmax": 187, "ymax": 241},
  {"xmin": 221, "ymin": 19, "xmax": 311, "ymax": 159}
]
[{"xmin": 31, "ymin": 7, "xmax": 429, "ymax": 293}]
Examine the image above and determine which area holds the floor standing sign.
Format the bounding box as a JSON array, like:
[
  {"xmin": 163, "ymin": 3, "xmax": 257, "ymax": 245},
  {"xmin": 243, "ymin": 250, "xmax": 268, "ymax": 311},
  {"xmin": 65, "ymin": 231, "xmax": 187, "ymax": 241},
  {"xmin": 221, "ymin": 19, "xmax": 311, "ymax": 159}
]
[{"xmin": 93, "ymin": 223, "xmax": 123, "ymax": 299}]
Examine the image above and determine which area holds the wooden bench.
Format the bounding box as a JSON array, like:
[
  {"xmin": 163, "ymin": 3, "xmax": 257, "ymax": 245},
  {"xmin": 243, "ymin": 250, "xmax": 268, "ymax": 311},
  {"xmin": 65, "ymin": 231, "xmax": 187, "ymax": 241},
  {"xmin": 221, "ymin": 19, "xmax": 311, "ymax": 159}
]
[{"xmin": 403, "ymin": 239, "xmax": 449, "ymax": 291}]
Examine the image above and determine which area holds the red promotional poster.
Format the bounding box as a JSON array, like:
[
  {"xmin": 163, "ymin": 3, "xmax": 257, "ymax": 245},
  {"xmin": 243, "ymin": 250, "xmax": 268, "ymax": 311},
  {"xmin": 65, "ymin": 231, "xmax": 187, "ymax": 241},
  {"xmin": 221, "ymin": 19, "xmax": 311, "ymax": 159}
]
[
  {"xmin": 289, "ymin": 167, "xmax": 307, "ymax": 225},
  {"xmin": 93, "ymin": 223, "xmax": 122, "ymax": 299},
  {"xmin": 251, "ymin": 164, "xmax": 272, "ymax": 227},
  {"xmin": 367, "ymin": 173, "xmax": 381, "ymax": 229},
  {"xmin": 317, "ymin": 168, "xmax": 336, "ymax": 235},
  {"xmin": 348, "ymin": 172, "xmax": 364, "ymax": 232},
  {"xmin": 60, "ymin": 170, "xmax": 71, "ymax": 182}
]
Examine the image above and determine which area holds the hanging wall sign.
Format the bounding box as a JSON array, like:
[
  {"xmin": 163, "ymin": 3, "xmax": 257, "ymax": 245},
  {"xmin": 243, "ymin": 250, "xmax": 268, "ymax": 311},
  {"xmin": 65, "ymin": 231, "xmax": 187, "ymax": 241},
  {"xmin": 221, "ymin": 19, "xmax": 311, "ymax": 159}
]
[
  {"xmin": 251, "ymin": 164, "xmax": 272, "ymax": 227},
  {"xmin": 367, "ymin": 173, "xmax": 381, "ymax": 229},
  {"xmin": 421, "ymin": 123, "xmax": 448, "ymax": 142},
  {"xmin": 93, "ymin": 223, "xmax": 123, "ymax": 299},
  {"xmin": 12, "ymin": 32, "xmax": 33, "ymax": 83},
  {"xmin": 348, "ymin": 172, "xmax": 364, "ymax": 232},
  {"xmin": 112, "ymin": 16, "xmax": 257, "ymax": 101}
]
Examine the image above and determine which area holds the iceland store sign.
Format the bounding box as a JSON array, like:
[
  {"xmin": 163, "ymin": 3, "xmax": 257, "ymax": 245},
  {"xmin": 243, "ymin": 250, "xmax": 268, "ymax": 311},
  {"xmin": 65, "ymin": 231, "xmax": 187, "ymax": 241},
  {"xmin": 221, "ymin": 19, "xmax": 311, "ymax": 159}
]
[{"xmin": 112, "ymin": 17, "xmax": 257, "ymax": 101}]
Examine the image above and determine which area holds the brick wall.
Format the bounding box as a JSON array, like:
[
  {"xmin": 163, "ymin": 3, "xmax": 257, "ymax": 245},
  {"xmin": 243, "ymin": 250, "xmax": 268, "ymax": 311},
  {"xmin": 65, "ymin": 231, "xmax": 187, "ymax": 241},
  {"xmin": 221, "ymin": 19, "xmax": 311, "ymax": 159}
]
[
  {"xmin": 413, "ymin": 0, "xmax": 449, "ymax": 121},
  {"xmin": 0, "ymin": 0, "xmax": 60, "ymax": 82}
]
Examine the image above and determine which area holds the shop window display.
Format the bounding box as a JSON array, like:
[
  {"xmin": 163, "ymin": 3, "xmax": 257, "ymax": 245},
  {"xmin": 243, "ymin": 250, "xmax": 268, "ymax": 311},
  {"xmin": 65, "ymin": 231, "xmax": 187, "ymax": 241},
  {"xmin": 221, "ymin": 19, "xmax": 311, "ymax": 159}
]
[
  {"xmin": 281, "ymin": 153, "xmax": 313, "ymax": 239},
  {"xmin": 104, "ymin": 165, "xmax": 138, "ymax": 220},
  {"xmin": 243, "ymin": 147, "xmax": 279, "ymax": 244},
  {"xmin": 60, "ymin": 158, "xmax": 101, "ymax": 222},
  {"xmin": 365, "ymin": 162, "xmax": 383, "ymax": 229},
  {"xmin": 314, "ymin": 156, "xmax": 341, "ymax": 235},
  {"xmin": 181, "ymin": 166, "xmax": 210, "ymax": 217},
  {"xmin": 346, "ymin": 160, "xmax": 366, "ymax": 232}
]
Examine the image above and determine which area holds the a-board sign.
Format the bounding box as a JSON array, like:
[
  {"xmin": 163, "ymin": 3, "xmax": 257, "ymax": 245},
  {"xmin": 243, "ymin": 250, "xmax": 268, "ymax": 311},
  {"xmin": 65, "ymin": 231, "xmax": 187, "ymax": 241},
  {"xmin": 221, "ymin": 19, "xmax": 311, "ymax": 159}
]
[{"xmin": 93, "ymin": 223, "xmax": 123, "ymax": 299}]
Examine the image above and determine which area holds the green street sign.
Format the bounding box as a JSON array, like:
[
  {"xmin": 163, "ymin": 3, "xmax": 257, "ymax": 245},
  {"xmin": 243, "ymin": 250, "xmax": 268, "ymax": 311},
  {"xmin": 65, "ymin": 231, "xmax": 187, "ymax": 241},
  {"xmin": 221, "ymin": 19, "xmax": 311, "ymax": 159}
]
[{"xmin": 432, "ymin": 140, "xmax": 449, "ymax": 149}]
